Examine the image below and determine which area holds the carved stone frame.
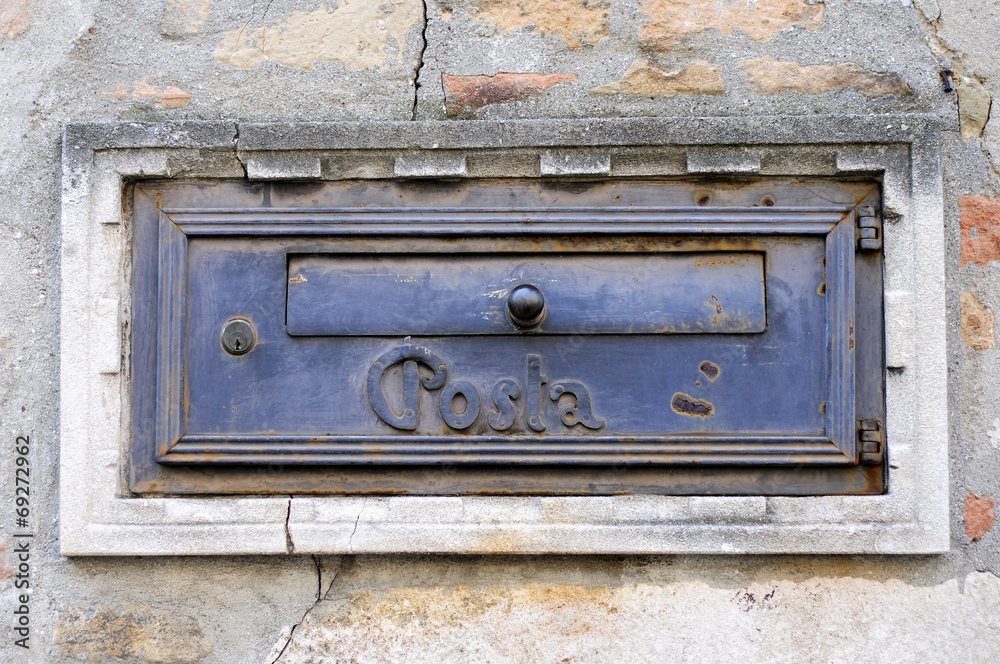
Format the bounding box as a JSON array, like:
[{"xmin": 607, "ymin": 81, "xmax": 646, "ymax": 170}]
[{"xmin": 60, "ymin": 117, "xmax": 947, "ymax": 555}]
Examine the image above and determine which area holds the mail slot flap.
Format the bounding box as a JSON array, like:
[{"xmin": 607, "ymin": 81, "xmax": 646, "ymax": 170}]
[{"xmin": 286, "ymin": 252, "xmax": 766, "ymax": 336}]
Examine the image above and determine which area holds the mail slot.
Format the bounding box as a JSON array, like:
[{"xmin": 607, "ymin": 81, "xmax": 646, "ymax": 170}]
[
  {"xmin": 286, "ymin": 252, "xmax": 767, "ymax": 335},
  {"xmin": 129, "ymin": 178, "xmax": 885, "ymax": 496}
]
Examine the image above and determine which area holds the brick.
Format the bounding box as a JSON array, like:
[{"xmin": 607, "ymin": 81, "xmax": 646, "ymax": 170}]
[
  {"xmin": 591, "ymin": 60, "xmax": 724, "ymax": 97},
  {"xmin": 964, "ymin": 493, "xmax": 996, "ymax": 542},
  {"xmin": 741, "ymin": 57, "xmax": 912, "ymax": 98},
  {"xmin": 959, "ymin": 195, "xmax": 1000, "ymax": 267},
  {"xmin": 443, "ymin": 73, "xmax": 575, "ymax": 116}
]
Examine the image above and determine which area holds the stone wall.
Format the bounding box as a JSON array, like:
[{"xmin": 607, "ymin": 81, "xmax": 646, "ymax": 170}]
[{"xmin": 1, "ymin": 0, "xmax": 999, "ymax": 662}]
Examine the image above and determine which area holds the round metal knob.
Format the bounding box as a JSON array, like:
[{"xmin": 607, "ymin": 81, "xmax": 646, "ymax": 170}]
[
  {"xmin": 221, "ymin": 318, "xmax": 256, "ymax": 355},
  {"xmin": 506, "ymin": 284, "xmax": 545, "ymax": 328}
]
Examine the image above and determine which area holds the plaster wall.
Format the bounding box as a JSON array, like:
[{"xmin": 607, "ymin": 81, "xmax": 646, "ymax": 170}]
[{"xmin": 1, "ymin": 0, "xmax": 1000, "ymax": 662}]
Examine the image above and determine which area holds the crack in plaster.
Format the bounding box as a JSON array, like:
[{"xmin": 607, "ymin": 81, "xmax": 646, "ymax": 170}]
[
  {"xmin": 411, "ymin": 0, "xmax": 428, "ymax": 121},
  {"xmin": 232, "ymin": 0, "xmax": 259, "ymax": 52},
  {"xmin": 284, "ymin": 496, "xmax": 295, "ymax": 554},
  {"xmin": 232, "ymin": 0, "xmax": 278, "ymax": 52},
  {"xmin": 269, "ymin": 556, "xmax": 344, "ymax": 664},
  {"xmin": 911, "ymin": 4, "xmax": 1000, "ymax": 181},
  {"xmin": 347, "ymin": 505, "xmax": 363, "ymax": 553}
]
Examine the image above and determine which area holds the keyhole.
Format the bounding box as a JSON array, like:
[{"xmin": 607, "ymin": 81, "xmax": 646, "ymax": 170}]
[{"xmin": 221, "ymin": 318, "xmax": 255, "ymax": 355}]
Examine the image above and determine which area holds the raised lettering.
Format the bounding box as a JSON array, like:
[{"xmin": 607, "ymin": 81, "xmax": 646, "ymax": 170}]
[
  {"xmin": 487, "ymin": 378, "xmax": 520, "ymax": 431},
  {"xmin": 549, "ymin": 380, "xmax": 606, "ymax": 430},
  {"xmin": 525, "ymin": 355, "xmax": 547, "ymax": 432},
  {"xmin": 367, "ymin": 338, "xmax": 448, "ymax": 430}
]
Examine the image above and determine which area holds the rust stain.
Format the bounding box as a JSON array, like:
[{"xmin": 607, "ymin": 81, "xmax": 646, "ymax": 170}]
[
  {"xmin": 105, "ymin": 77, "xmax": 192, "ymax": 109},
  {"xmin": 698, "ymin": 360, "xmax": 720, "ymax": 382},
  {"xmin": 591, "ymin": 60, "xmax": 724, "ymax": 96},
  {"xmin": 964, "ymin": 492, "xmax": 996, "ymax": 542},
  {"xmin": 960, "ymin": 292, "xmax": 995, "ymax": 350},
  {"xmin": 817, "ymin": 281, "xmax": 826, "ymax": 296},
  {"xmin": 639, "ymin": 0, "xmax": 824, "ymax": 50},
  {"xmin": 709, "ymin": 295, "xmax": 723, "ymax": 314},
  {"xmin": 741, "ymin": 56, "xmax": 912, "ymax": 97},
  {"xmin": 443, "ymin": 72, "xmax": 575, "ymax": 116},
  {"xmin": 670, "ymin": 392, "xmax": 714, "ymax": 418},
  {"xmin": 819, "ymin": 401, "xmax": 826, "ymax": 414},
  {"xmin": 0, "ymin": 0, "xmax": 32, "ymax": 39},
  {"xmin": 959, "ymin": 195, "xmax": 1000, "ymax": 267},
  {"xmin": 473, "ymin": 0, "xmax": 610, "ymax": 48},
  {"xmin": 288, "ymin": 274, "xmax": 307, "ymax": 285}
]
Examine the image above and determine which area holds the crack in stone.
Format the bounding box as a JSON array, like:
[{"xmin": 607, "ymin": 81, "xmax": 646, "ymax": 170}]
[
  {"xmin": 411, "ymin": 0, "xmax": 429, "ymax": 120},
  {"xmin": 269, "ymin": 557, "xmax": 344, "ymax": 664},
  {"xmin": 284, "ymin": 496, "xmax": 295, "ymax": 554},
  {"xmin": 232, "ymin": 122, "xmax": 248, "ymax": 178},
  {"xmin": 348, "ymin": 512, "xmax": 361, "ymax": 553},
  {"xmin": 974, "ymin": 567, "xmax": 1000, "ymax": 581}
]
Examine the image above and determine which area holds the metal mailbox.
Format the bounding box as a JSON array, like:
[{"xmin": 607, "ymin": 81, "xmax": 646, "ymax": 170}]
[{"xmin": 129, "ymin": 178, "xmax": 885, "ymax": 495}]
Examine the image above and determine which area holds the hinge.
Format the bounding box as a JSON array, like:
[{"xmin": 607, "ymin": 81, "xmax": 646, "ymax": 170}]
[
  {"xmin": 858, "ymin": 418, "xmax": 884, "ymax": 466},
  {"xmin": 856, "ymin": 205, "xmax": 882, "ymax": 251}
]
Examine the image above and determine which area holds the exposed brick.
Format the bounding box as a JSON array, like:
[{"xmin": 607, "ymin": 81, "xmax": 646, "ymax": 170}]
[
  {"xmin": 443, "ymin": 72, "xmax": 575, "ymax": 116},
  {"xmin": 0, "ymin": 0, "xmax": 31, "ymax": 39},
  {"xmin": 964, "ymin": 493, "xmax": 996, "ymax": 542},
  {"xmin": 474, "ymin": 0, "xmax": 609, "ymax": 48},
  {"xmin": 105, "ymin": 78, "xmax": 192, "ymax": 110},
  {"xmin": 959, "ymin": 195, "xmax": 1000, "ymax": 267},
  {"xmin": 960, "ymin": 293, "xmax": 995, "ymax": 351},
  {"xmin": 639, "ymin": 0, "xmax": 823, "ymax": 50},
  {"xmin": 741, "ymin": 57, "xmax": 912, "ymax": 98},
  {"xmin": 591, "ymin": 60, "xmax": 724, "ymax": 97}
]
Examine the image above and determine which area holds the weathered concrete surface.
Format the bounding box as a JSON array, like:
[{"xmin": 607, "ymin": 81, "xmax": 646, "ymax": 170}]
[
  {"xmin": 1, "ymin": 0, "xmax": 1000, "ymax": 662},
  {"xmin": 415, "ymin": 0, "xmax": 946, "ymax": 120},
  {"xmin": 271, "ymin": 557, "xmax": 1000, "ymax": 664}
]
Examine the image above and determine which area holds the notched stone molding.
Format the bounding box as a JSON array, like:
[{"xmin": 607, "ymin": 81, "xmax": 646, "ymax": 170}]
[{"xmin": 60, "ymin": 116, "xmax": 948, "ymax": 555}]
